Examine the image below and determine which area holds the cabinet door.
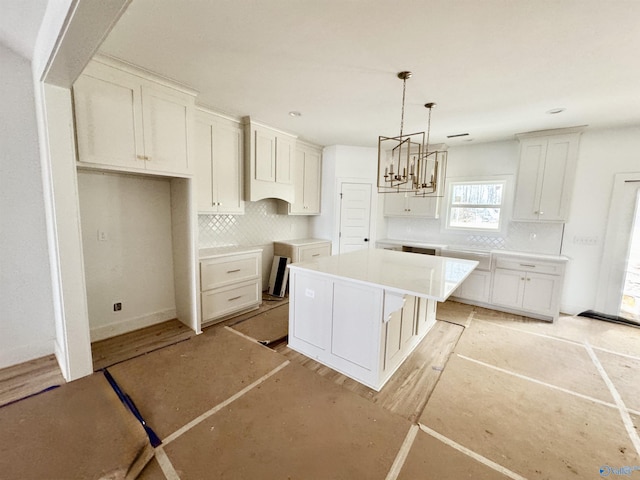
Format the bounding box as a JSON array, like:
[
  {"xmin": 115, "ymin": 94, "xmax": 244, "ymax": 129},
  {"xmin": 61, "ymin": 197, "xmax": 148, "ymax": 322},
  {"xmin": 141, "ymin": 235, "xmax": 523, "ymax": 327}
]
[
  {"xmin": 383, "ymin": 296, "xmax": 416, "ymax": 371},
  {"xmin": 289, "ymin": 148, "xmax": 306, "ymax": 214},
  {"xmin": 332, "ymin": 281, "xmax": 380, "ymax": 371},
  {"xmin": 383, "ymin": 193, "xmax": 409, "ymax": 216},
  {"xmin": 303, "ymin": 148, "xmax": 322, "ymax": 213},
  {"xmin": 213, "ymin": 120, "xmax": 244, "ymax": 214},
  {"xmin": 513, "ymin": 138, "xmax": 547, "ymax": 220},
  {"xmin": 522, "ymin": 272, "xmax": 559, "ymax": 316},
  {"xmin": 275, "ymin": 135, "xmax": 294, "ymax": 184},
  {"xmin": 290, "ymin": 146, "xmax": 322, "ymax": 215},
  {"xmin": 141, "ymin": 86, "xmax": 192, "ymax": 174},
  {"xmin": 194, "ymin": 119, "xmax": 215, "ymax": 213},
  {"xmin": 537, "ymin": 134, "xmax": 578, "ymax": 222},
  {"xmin": 491, "ymin": 268, "xmax": 524, "ymax": 308},
  {"xmin": 253, "ymin": 127, "xmax": 276, "ymax": 182},
  {"xmin": 456, "ymin": 270, "xmax": 491, "ymax": 303},
  {"xmin": 73, "ymin": 72, "xmax": 144, "ymax": 169},
  {"xmin": 407, "ymin": 196, "xmax": 440, "ymax": 218}
]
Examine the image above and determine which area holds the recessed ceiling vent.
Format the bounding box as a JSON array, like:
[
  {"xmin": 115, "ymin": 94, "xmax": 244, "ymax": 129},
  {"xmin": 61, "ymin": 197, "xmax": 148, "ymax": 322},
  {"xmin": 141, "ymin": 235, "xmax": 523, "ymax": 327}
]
[{"xmin": 447, "ymin": 133, "xmax": 469, "ymax": 138}]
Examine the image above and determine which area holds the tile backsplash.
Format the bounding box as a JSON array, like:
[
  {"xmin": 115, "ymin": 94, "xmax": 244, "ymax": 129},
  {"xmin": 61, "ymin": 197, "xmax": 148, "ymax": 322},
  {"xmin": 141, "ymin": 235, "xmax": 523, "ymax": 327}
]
[
  {"xmin": 386, "ymin": 217, "xmax": 564, "ymax": 254},
  {"xmin": 198, "ymin": 199, "xmax": 310, "ymax": 248}
]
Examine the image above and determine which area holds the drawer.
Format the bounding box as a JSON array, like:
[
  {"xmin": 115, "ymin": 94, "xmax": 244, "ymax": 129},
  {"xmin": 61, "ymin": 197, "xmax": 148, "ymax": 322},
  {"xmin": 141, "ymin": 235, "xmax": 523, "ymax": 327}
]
[
  {"xmin": 200, "ymin": 252, "xmax": 260, "ymax": 290},
  {"xmin": 201, "ymin": 279, "xmax": 261, "ymax": 322},
  {"xmin": 494, "ymin": 258, "xmax": 562, "ymax": 275},
  {"xmin": 298, "ymin": 244, "xmax": 331, "ymax": 262}
]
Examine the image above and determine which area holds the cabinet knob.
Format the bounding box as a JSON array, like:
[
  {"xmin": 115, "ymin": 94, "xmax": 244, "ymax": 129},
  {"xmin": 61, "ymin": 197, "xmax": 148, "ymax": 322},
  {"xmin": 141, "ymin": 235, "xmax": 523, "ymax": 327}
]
[
  {"xmin": 136, "ymin": 155, "xmax": 145, "ymax": 161},
  {"xmin": 521, "ymin": 277, "xmax": 525, "ymax": 281},
  {"xmin": 364, "ymin": 238, "xmax": 369, "ymax": 242},
  {"xmin": 539, "ymin": 211, "xmax": 544, "ymax": 215}
]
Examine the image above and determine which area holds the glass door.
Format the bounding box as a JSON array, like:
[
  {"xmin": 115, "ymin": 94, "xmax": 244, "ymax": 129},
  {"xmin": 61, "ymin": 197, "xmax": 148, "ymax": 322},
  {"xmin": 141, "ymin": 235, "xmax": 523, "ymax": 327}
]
[{"xmin": 620, "ymin": 190, "xmax": 640, "ymax": 323}]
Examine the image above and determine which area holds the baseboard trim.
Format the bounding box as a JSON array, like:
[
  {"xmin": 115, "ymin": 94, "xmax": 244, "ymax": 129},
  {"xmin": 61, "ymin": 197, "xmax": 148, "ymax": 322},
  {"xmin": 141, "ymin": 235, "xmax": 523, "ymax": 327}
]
[
  {"xmin": 90, "ymin": 309, "xmax": 177, "ymax": 342},
  {"xmin": 0, "ymin": 338, "xmax": 56, "ymax": 371}
]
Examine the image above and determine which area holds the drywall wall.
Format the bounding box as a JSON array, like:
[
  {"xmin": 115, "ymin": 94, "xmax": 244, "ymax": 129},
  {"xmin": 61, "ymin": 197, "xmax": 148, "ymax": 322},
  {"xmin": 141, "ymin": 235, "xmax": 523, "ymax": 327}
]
[
  {"xmin": 0, "ymin": 44, "xmax": 56, "ymax": 369},
  {"xmin": 376, "ymin": 129, "xmax": 640, "ymax": 315},
  {"xmin": 383, "ymin": 139, "xmax": 564, "ymax": 254},
  {"xmin": 310, "ymin": 145, "xmax": 379, "ymax": 252},
  {"xmin": 562, "ymin": 126, "xmax": 640, "ymax": 314},
  {"xmin": 77, "ymin": 171, "xmax": 177, "ymax": 341}
]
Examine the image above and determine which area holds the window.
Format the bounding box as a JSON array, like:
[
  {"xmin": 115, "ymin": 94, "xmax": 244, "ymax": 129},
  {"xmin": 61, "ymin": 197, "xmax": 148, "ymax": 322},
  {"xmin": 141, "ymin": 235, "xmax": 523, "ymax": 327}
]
[{"xmin": 446, "ymin": 179, "xmax": 507, "ymax": 231}]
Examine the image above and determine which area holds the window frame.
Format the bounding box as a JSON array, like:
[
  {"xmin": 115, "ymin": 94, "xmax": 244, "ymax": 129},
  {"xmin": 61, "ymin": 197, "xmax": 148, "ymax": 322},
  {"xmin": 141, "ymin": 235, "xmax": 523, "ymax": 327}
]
[{"xmin": 443, "ymin": 175, "xmax": 511, "ymax": 234}]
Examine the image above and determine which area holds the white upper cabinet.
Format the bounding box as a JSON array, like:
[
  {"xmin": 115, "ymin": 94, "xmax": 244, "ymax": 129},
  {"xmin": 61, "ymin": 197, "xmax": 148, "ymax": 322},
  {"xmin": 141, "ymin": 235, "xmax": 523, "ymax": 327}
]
[
  {"xmin": 195, "ymin": 109, "xmax": 244, "ymax": 214},
  {"xmin": 383, "ymin": 193, "xmax": 440, "ymax": 218},
  {"xmin": 512, "ymin": 128, "xmax": 582, "ymax": 222},
  {"xmin": 286, "ymin": 141, "xmax": 322, "ymax": 215},
  {"xmin": 244, "ymin": 118, "xmax": 296, "ymax": 203},
  {"xmin": 73, "ymin": 56, "xmax": 196, "ymax": 177}
]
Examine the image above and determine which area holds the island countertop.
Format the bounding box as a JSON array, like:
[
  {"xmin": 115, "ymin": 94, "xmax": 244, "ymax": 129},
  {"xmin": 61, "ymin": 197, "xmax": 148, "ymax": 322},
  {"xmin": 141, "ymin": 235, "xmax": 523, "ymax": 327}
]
[{"xmin": 288, "ymin": 248, "xmax": 478, "ymax": 302}]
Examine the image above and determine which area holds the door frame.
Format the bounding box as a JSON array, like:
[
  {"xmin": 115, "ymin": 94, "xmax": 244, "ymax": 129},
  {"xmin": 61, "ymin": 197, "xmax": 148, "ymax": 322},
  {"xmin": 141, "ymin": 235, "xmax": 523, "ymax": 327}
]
[{"xmin": 597, "ymin": 172, "xmax": 640, "ymax": 314}]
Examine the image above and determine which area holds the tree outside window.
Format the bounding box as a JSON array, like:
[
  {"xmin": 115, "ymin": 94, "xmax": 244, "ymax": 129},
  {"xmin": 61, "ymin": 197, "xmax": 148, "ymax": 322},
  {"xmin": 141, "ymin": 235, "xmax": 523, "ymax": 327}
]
[{"xmin": 447, "ymin": 180, "xmax": 506, "ymax": 231}]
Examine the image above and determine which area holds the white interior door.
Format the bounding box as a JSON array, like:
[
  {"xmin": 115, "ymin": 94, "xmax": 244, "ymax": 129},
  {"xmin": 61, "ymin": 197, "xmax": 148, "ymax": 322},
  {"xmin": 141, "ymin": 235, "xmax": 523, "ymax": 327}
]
[
  {"xmin": 339, "ymin": 182, "xmax": 372, "ymax": 254},
  {"xmin": 598, "ymin": 173, "xmax": 640, "ymax": 318}
]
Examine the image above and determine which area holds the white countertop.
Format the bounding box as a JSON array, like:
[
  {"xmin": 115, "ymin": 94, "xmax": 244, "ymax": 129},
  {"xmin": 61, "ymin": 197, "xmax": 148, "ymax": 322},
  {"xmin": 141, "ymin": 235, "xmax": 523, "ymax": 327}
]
[
  {"xmin": 288, "ymin": 248, "xmax": 478, "ymax": 302},
  {"xmin": 273, "ymin": 238, "xmax": 331, "ymax": 247},
  {"xmin": 376, "ymin": 239, "xmax": 449, "ymax": 251},
  {"xmin": 199, "ymin": 246, "xmax": 263, "ymax": 260},
  {"xmin": 376, "ymin": 238, "xmax": 568, "ymax": 262}
]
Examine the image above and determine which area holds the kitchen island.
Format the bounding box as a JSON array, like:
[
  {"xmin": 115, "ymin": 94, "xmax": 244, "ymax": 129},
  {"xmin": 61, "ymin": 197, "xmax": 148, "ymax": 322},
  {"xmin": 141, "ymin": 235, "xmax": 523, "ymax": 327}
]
[{"xmin": 287, "ymin": 249, "xmax": 478, "ymax": 390}]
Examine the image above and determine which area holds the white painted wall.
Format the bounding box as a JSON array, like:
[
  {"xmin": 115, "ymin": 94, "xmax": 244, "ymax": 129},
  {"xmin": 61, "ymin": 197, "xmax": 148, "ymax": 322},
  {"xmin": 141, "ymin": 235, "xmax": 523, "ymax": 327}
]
[
  {"xmin": 77, "ymin": 171, "xmax": 177, "ymax": 341},
  {"xmin": 0, "ymin": 44, "xmax": 56, "ymax": 369},
  {"xmin": 311, "ymin": 145, "xmax": 379, "ymax": 253},
  {"xmin": 562, "ymin": 126, "xmax": 640, "ymax": 314},
  {"xmin": 375, "ymin": 129, "xmax": 640, "ymax": 316}
]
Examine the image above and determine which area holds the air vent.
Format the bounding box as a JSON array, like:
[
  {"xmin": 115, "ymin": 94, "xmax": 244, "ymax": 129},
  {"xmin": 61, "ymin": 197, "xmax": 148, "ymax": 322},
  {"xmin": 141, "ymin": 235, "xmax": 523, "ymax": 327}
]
[{"xmin": 447, "ymin": 133, "xmax": 470, "ymax": 138}]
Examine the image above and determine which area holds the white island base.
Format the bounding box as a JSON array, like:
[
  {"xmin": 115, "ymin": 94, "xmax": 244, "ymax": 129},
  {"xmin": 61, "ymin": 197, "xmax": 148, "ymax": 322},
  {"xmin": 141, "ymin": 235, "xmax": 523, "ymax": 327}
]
[{"xmin": 287, "ymin": 249, "xmax": 477, "ymax": 391}]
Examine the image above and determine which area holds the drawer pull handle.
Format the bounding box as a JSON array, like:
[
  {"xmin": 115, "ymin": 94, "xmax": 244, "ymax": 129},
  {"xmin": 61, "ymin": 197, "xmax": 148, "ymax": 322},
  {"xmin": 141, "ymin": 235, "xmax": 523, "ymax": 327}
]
[
  {"xmin": 520, "ymin": 264, "xmax": 536, "ymax": 268},
  {"xmin": 228, "ymin": 296, "xmax": 242, "ymax": 301},
  {"xmin": 227, "ymin": 269, "xmax": 241, "ymax": 273},
  {"xmin": 312, "ymin": 254, "xmax": 320, "ymax": 257}
]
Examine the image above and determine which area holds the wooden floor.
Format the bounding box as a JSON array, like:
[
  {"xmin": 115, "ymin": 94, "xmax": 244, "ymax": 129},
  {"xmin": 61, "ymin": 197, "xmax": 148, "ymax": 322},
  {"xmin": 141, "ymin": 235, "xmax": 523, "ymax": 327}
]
[
  {"xmin": 0, "ymin": 293, "xmax": 289, "ymax": 407},
  {"xmin": 0, "ymin": 355, "xmax": 64, "ymax": 408},
  {"xmin": 274, "ymin": 319, "xmax": 465, "ymax": 422}
]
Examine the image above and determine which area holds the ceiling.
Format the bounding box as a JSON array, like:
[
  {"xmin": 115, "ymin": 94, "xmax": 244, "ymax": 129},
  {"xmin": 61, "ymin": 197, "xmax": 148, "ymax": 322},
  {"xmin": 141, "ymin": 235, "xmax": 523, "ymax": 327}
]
[{"xmin": 98, "ymin": 0, "xmax": 640, "ymax": 147}]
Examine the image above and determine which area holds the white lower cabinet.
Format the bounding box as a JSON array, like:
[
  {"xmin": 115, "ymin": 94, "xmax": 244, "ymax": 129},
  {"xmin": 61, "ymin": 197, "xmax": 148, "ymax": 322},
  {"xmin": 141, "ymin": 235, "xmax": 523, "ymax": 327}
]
[
  {"xmin": 453, "ymin": 270, "xmax": 491, "ymax": 303},
  {"xmin": 273, "ymin": 238, "xmax": 332, "ymax": 263},
  {"xmin": 490, "ymin": 255, "xmax": 565, "ymax": 321},
  {"xmin": 288, "ymin": 270, "xmax": 436, "ymax": 391},
  {"xmin": 199, "ymin": 249, "xmax": 262, "ymax": 324}
]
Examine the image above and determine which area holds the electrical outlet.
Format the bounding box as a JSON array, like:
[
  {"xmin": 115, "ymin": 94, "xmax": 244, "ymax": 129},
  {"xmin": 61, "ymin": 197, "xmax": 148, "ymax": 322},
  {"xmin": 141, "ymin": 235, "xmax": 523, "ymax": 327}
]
[
  {"xmin": 113, "ymin": 302, "xmax": 122, "ymax": 312},
  {"xmin": 573, "ymin": 235, "xmax": 598, "ymax": 246}
]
